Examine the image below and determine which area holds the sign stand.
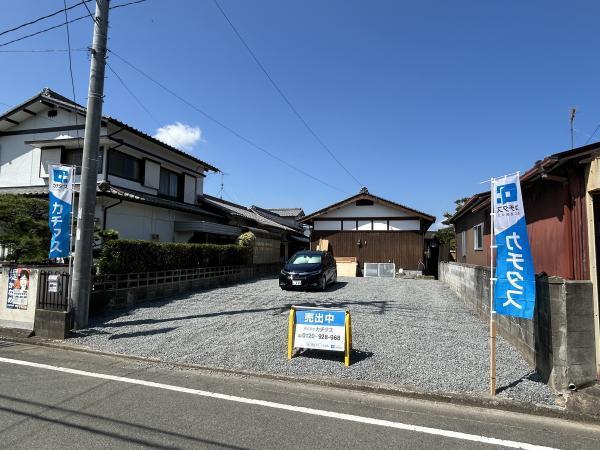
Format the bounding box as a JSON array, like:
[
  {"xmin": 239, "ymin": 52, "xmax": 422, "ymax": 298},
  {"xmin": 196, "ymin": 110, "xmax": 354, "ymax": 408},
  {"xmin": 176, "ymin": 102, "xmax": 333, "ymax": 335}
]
[{"xmin": 287, "ymin": 306, "xmax": 352, "ymax": 366}]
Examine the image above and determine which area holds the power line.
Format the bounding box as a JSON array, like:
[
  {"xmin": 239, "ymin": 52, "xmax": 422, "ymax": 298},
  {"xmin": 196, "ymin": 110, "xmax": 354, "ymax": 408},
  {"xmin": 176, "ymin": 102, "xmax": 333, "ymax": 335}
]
[
  {"xmin": 212, "ymin": 0, "xmax": 363, "ymax": 189},
  {"xmin": 110, "ymin": 0, "xmax": 148, "ymax": 11},
  {"xmin": 0, "ymin": 13, "xmax": 89, "ymax": 48},
  {"xmin": 0, "ymin": 47, "xmax": 87, "ymax": 53},
  {"xmin": 0, "ymin": 0, "xmax": 148, "ymax": 48},
  {"xmin": 63, "ymin": 0, "xmax": 81, "ymax": 143},
  {"xmin": 585, "ymin": 124, "xmax": 600, "ymax": 145},
  {"xmin": 108, "ymin": 49, "xmax": 349, "ymax": 195},
  {"xmin": 0, "ymin": 0, "xmax": 91, "ymax": 38},
  {"xmin": 106, "ymin": 61, "xmax": 192, "ymax": 152}
]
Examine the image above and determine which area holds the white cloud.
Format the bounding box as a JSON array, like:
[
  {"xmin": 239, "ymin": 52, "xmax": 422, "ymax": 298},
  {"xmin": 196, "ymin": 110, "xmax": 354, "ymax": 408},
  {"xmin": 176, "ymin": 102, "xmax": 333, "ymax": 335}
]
[{"xmin": 153, "ymin": 122, "xmax": 202, "ymax": 151}]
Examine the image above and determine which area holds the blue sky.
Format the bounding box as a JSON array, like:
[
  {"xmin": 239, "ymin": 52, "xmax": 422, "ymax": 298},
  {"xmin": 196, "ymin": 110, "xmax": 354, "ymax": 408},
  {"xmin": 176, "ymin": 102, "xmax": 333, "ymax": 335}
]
[{"xmin": 1, "ymin": 1, "xmax": 600, "ymax": 227}]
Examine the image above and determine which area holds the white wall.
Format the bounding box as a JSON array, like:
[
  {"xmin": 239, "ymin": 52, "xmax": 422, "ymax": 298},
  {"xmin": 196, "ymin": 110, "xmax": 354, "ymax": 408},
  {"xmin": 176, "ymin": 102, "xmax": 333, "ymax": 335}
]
[
  {"xmin": 320, "ymin": 202, "xmax": 411, "ymax": 218},
  {"xmin": 103, "ymin": 200, "xmax": 205, "ymax": 242},
  {"xmin": 0, "ymin": 108, "xmax": 103, "ymax": 187},
  {"xmin": 313, "ymin": 218, "xmax": 421, "ymax": 231},
  {"xmin": 389, "ymin": 220, "xmax": 420, "ymax": 231},
  {"xmin": 314, "ymin": 220, "xmax": 341, "ymax": 231},
  {"xmin": 0, "ymin": 267, "xmax": 38, "ymax": 330},
  {"xmin": 342, "ymin": 220, "xmax": 357, "ymax": 230}
]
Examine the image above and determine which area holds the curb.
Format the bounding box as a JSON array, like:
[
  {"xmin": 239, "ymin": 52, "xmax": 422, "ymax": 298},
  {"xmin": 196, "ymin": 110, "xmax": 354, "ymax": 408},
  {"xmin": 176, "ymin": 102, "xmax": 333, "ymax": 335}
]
[{"xmin": 1, "ymin": 333, "xmax": 598, "ymax": 424}]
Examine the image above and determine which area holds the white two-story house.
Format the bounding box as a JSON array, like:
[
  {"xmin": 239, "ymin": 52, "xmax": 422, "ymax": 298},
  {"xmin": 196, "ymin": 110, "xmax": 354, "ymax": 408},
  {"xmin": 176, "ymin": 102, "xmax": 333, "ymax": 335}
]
[{"xmin": 0, "ymin": 88, "xmax": 239, "ymax": 243}]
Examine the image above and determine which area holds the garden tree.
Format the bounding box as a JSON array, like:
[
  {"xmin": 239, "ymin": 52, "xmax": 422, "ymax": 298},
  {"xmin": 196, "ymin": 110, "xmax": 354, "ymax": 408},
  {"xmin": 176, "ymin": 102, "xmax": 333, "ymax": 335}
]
[
  {"xmin": 0, "ymin": 194, "xmax": 50, "ymax": 263},
  {"xmin": 436, "ymin": 197, "xmax": 469, "ymax": 251}
]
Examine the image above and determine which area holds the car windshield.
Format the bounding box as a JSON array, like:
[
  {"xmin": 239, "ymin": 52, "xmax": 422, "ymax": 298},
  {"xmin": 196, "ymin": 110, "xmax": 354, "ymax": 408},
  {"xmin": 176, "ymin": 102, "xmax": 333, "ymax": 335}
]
[{"xmin": 290, "ymin": 254, "xmax": 322, "ymax": 265}]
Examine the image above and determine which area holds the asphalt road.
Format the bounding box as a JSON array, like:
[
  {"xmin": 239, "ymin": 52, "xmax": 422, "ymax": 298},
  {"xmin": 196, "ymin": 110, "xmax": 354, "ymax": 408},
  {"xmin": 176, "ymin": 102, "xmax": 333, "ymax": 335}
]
[{"xmin": 0, "ymin": 340, "xmax": 599, "ymax": 450}]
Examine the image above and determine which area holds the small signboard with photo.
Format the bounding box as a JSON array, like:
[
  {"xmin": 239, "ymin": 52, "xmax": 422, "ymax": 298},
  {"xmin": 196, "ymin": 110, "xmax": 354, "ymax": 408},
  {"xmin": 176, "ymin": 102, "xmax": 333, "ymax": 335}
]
[
  {"xmin": 287, "ymin": 305, "xmax": 352, "ymax": 366},
  {"xmin": 7, "ymin": 268, "xmax": 30, "ymax": 310}
]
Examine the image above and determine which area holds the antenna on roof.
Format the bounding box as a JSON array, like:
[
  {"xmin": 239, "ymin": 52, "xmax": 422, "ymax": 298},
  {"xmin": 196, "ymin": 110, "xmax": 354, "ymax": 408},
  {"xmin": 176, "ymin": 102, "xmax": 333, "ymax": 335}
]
[
  {"xmin": 570, "ymin": 107, "xmax": 577, "ymax": 149},
  {"xmin": 360, "ymin": 187, "xmax": 369, "ymax": 194},
  {"xmin": 219, "ymin": 171, "xmax": 229, "ymax": 199}
]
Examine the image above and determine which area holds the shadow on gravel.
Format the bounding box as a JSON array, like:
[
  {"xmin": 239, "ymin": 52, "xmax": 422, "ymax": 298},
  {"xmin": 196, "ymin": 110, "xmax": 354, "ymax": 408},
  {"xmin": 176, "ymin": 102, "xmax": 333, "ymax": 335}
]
[
  {"xmin": 296, "ymin": 348, "xmax": 374, "ymax": 366},
  {"xmin": 324, "ymin": 282, "xmax": 348, "ymax": 292},
  {"xmin": 84, "ymin": 300, "xmax": 389, "ymax": 330},
  {"xmin": 108, "ymin": 326, "xmax": 180, "ymax": 340},
  {"xmin": 280, "ymin": 300, "xmax": 388, "ymax": 315},
  {"xmin": 496, "ymin": 370, "xmax": 544, "ymax": 394}
]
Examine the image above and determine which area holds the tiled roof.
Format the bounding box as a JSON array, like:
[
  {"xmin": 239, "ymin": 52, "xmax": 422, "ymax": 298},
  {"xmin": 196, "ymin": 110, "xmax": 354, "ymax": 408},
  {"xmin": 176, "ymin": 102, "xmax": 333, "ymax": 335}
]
[
  {"xmin": 300, "ymin": 190, "xmax": 436, "ymax": 223},
  {"xmin": 0, "ymin": 184, "xmax": 223, "ymax": 218},
  {"xmin": 203, "ymin": 195, "xmax": 299, "ymax": 233},
  {"xmin": 266, "ymin": 208, "xmax": 304, "ymax": 217},
  {"xmin": 0, "ymin": 88, "xmax": 219, "ymax": 172}
]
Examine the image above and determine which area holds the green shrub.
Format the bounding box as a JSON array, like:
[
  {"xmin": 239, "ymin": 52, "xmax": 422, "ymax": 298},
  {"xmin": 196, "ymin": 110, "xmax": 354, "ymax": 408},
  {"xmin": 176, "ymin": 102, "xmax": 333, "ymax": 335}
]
[
  {"xmin": 98, "ymin": 240, "xmax": 252, "ymax": 274},
  {"xmin": 0, "ymin": 194, "xmax": 50, "ymax": 263},
  {"xmin": 236, "ymin": 231, "xmax": 256, "ymax": 248}
]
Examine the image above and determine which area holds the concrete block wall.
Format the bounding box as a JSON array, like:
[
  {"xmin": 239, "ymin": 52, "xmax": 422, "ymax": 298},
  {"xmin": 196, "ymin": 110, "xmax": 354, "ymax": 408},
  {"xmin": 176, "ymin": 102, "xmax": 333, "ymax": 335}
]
[{"xmin": 439, "ymin": 262, "xmax": 597, "ymax": 391}]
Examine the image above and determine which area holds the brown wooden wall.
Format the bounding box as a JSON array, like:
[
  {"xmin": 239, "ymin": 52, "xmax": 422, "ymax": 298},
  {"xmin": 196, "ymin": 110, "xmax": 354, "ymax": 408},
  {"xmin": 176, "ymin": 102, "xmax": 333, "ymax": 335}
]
[
  {"xmin": 311, "ymin": 230, "xmax": 424, "ymax": 270},
  {"xmin": 454, "ymin": 161, "xmax": 589, "ymax": 280}
]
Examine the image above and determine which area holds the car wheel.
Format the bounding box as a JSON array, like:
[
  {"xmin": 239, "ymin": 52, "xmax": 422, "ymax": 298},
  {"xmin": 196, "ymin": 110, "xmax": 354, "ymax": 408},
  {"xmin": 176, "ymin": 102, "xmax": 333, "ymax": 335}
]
[
  {"xmin": 321, "ymin": 275, "xmax": 327, "ymax": 291},
  {"xmin": 332, "ymin": 272, "xmax": 337, "ymax": 284}
]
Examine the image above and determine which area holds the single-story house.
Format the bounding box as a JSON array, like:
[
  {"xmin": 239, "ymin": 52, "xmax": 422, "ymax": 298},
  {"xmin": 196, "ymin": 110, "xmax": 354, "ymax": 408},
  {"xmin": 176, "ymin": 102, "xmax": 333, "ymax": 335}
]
[
  {"xmin": 445, "ymin": 142, "xmax": 600, "ymax": 382},
  {"xmin": 299, "ymin": 188, "xmax": 436, "ymax": 272}
]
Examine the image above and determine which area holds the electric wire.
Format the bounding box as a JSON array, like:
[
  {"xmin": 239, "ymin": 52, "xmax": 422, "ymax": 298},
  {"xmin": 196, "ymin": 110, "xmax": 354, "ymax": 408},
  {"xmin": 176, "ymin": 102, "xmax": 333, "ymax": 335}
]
[
  {"xmin": 213, "ymin": 0, "xmax": 363, "ymax": 189},
  {"xmin": 0, "ymin": 0, "xmax": 92, "ymax": 38},
  {"xmin": 0, "ymin": 1, "xmax": 148, "ymax": 48},
  {"xmin": 0, "ymin": 48, "xmax": 87, "ymax": 53},
  {"xmin": 105, "ymin": 61, "xmax": 195, "ymax": 155},
  {"xmin": 585, "ymin": 124, "xmax": 600, "ymax": 145},
  {"xmin": 108, "ymin": 49, "xmax": 349, "ymax": 195},
  {"xmin": 63, "ymin": 0, "xmax": 82, "ymax": 144}
]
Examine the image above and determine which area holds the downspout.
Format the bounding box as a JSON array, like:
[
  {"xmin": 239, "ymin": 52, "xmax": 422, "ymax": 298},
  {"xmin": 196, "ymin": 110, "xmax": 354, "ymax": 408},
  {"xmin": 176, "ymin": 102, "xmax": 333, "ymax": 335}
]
[{"xmin": 103, "ymin": 198, "xmax": 122, "ymax": 230}]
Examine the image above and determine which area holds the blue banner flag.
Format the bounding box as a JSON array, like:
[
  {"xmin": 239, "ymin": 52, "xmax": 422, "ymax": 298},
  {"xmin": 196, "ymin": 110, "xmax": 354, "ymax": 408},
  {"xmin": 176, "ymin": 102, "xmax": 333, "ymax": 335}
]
[
  {"xmin": 492, "ymin": 173, "xmax": 536, "ymax": 319},
  {"xmin": 48, "ymin": 165, "xmax": 74, "ymax": 259}
]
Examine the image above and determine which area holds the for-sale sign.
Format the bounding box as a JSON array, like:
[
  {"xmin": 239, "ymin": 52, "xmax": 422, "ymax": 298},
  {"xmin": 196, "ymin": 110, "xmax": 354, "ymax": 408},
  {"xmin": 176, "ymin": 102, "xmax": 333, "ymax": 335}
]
[
  {"xmin": 287, "ymin": 306, "xmax": 352, "ymax": 366},
  {"xmin": 294, "ymin": 308, "xmax": 346, "ymax": 351}
]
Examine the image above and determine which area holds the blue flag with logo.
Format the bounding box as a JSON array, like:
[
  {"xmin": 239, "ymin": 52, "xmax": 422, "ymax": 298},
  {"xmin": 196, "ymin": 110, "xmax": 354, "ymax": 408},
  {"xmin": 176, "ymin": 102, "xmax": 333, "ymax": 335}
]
[
  {"xmin": 48, "ymin": 165, "xmax": 73, "ymax": 259},
  {"xmin": 492, "ymin": 174, "xmax": 535, "ymax": 319}
]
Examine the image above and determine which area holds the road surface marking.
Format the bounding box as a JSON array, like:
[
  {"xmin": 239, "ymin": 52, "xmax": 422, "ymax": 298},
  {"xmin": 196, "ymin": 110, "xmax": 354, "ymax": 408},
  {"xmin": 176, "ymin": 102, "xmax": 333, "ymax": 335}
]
[{"xmin": 0, "ymin": 356, "xmax": 557, "ymax": 449}]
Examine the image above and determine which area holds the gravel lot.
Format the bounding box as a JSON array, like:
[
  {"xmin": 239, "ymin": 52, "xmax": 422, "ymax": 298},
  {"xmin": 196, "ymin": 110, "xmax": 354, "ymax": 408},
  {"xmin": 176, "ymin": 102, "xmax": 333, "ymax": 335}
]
[{"xmin": 69, "ymin": 277, "xmax": 556, "ymax": 405}]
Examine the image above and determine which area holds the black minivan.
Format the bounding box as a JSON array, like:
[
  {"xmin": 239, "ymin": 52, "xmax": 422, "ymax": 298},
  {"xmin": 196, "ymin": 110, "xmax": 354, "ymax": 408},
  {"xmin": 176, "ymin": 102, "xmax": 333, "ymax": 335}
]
[{"xmin": 279, "ymin": 250, "xmax": 337, "ymax": 291}]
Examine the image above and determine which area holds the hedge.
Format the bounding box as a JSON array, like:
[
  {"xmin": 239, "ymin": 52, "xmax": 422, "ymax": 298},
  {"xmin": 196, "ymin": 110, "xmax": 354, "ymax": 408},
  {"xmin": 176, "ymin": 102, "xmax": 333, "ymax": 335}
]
[{"xmin": 98, "ymin": 240, "xmax": 253, "ymax": 274}]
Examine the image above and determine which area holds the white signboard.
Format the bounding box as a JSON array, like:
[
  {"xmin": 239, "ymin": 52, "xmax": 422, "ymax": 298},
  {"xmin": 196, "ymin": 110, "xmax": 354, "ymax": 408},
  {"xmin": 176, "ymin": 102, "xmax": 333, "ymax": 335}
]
[
  {"xmin": 48, "ymin": 275, "xmax": 59, "ymax": 293},
  {"xmin": 294, "ymin": 308, "xmax": 346, "ymax": 351}
]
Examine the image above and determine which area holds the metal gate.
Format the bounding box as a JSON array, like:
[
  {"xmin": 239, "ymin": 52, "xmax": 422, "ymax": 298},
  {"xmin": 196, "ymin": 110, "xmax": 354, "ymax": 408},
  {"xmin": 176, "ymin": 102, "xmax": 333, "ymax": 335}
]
[{"xmin": 37, "ymin": 270, "xmax": 70, "ymax": 311}]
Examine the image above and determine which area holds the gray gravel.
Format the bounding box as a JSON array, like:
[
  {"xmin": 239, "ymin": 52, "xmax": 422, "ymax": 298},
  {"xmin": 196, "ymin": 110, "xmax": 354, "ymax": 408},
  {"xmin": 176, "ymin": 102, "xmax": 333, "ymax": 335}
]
[{"xmin": 69, "ymin": 277, "xmax": 556, "ymax": 405}]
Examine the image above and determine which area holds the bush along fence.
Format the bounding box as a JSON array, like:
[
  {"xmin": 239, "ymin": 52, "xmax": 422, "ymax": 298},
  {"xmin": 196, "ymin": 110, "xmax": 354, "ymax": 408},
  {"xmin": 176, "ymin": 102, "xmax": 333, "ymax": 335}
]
[
  {"xmin": 98, "ymin": 240, "xmax": 253, "ymax": 274},
  {"xmin": 32, "ymin": 240, "xmax": 279, "ymax": 329}
]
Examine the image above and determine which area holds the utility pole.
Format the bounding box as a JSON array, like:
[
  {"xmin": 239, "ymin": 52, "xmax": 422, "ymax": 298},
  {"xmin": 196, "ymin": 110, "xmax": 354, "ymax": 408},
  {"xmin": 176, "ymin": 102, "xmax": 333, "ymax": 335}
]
[{"xmin": 71, "ymin": 0, "xmax": 110, "ymax": 329}]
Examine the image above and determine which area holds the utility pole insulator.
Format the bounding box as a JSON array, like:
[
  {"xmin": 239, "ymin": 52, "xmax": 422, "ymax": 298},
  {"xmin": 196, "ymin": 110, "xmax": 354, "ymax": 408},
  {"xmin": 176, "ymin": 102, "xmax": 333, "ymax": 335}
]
[{"xmin": 71, "ymin": 0, "xmax": 110, "ymax": 330}]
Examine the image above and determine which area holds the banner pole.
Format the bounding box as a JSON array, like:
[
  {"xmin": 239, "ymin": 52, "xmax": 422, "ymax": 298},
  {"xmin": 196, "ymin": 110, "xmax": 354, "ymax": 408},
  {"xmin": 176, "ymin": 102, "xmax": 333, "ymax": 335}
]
[
  {"xmin": 67, "ymin": 165, "xmax": 76, "ymax": 312},
  {"xmin": 489, "ymin": 179, "xmax": 497, "ymax": 396}
]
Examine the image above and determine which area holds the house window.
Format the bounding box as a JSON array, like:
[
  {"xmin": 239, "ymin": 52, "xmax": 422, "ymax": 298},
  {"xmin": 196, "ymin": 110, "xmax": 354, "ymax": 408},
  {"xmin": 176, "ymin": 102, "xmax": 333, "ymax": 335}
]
[
  {"xmin": 62, "ymin": 147, "xmax": 103, "ymax": 175},
  {"xmin": 108, "ymin": 149, "xmax": 142, "ymax": 182},
  {"xmin": 159, "ymin": 167, "xmax": 181, "ymax": 200},
  {"xmin": 473, "ymin": 223, "xmax": 483, "ymax": 251},
  {"xmin": 461, "ymin": 230, "xmax": 467, "ymax": 257}
]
